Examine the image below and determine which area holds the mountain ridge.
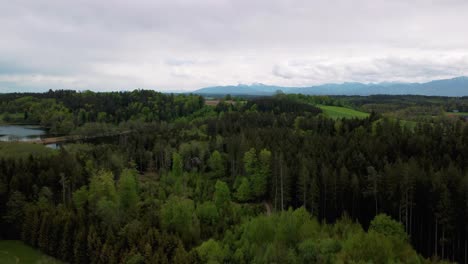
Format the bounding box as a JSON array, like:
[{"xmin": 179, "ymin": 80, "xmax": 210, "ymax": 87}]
[{"xmin": 192, "ymin": 76, "xmax": 468, "ymax": 97}]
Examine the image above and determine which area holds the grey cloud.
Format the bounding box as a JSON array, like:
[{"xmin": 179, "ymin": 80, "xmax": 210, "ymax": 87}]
[
  {"xmin": 1, "ymin": 0, "xmax": 468, "ymax": 91},
  {"xmin": 165, "ymin": 59, "xmax": 196, "ymax": 66},
  {"xmin": 272, "ymin": 56, "xmax": 468, "ymax": 84},
  {"xmin": 272, "ymin": 65, "xmax": 293, "ymax": 79}
]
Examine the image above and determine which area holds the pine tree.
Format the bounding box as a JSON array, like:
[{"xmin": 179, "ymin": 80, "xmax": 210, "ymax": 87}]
[
  {"xmin": 310, "ymin": 175, "xmax": 320, "ymax": 217},
  {"xmin": 297, "ymin": 161, "xmax": 310, "ymax": 208},
  {"xmin": 60, "ymin": 217, "xmax": 73, "ymax": 261},
  {"xmin": 351, "ymin": 174, "xmax": 360, "ymax": 219},
  {"xmin": 338, "ymin": 166, "xmax": 349, "ymax": 214},
  {"xmin": 73, "ymin": 228, "xmax": 88, "ymax": 264},
  {"xmin": 37, "ymin": 212, "xmax": 50, "ymax": 253},
  {"xmin": 172, "ymin": 242, "xmax": 190, "ymax": 264},
  {"xmin": 87, "ymin": 225, "xmax": 102, "ymax": 264},
  {"xmin": 144, "ymin": 243, "xmax": 153, "ymax": 263},
  {"xmin": 364, "ymin": 166, "xmax": 381, "ymax": 215}
]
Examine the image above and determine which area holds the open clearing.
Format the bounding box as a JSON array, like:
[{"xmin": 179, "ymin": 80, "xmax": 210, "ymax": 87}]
[
  {"xmin": 205, "ymin": 100, "xmax": 236, "ymax": 106},
  {"xmin": 318, "ymin": 105, "xmax": 370, "ymax": 119},
  {"xmin": 0, "ymin": 142, "xmax": 55, "ymax": 159},
  {"xmin": 0, "ymin": 240, "xmax": 62, "ymax": 264},
  {"xmin": 447, "ymin": 112, "xmax": 468, "ymax": 116}
]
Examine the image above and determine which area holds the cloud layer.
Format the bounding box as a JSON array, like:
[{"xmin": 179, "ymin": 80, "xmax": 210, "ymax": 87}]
[{"xmin": 1, "ymin": 0, "xmax": 468, "ymax": 92}]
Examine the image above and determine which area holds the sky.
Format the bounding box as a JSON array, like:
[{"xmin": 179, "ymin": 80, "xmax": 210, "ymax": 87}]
[{"xmin": 1, "ymin": 0, "xmax": 468, "ymax": 92}]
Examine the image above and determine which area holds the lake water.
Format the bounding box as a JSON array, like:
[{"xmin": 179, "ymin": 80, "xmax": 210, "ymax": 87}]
[
  {"xmin": 0, "ymin": 125, "xmax": 60, "ymax": 149},
  {"xmin": 0, "ymin": 125, "xmax": 47, "ymax": 142}
]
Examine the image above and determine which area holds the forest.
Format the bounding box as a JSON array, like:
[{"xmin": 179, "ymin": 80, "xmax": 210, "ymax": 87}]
[{"xmin": 1, "ymin": 90, "xmax": 468, "ymax": 263}]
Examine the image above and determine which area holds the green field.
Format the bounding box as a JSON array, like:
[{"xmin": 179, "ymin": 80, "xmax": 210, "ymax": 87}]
[
  {"xmin": 0, "ymin": 142, "xmax": 56, "ymax": 159},
  {"xmin": 318, "ymin": 105, "xmax": 370, "ymax": 119},
  {"xmin": 372, "ymin": 118, "xmax": 419, "ymax": 133},
  {"xmin": 399, "ymin": 119, "xmax": 418, "ymax": 130},
  {"xmin": 447, "ymin": 111, "xmax": 468, "ymax": 116},
  {"xmin": 0, "ymin": 240, "xmax": 62, "ymax": 264}
]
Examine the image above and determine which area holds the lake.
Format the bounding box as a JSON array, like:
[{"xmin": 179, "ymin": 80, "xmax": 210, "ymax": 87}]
[
  {"xmin": 0, "ymin": 125, "xmax": 47, "ymax": 142},
  {"xmin": 0, "ymin": 125, "xmax": 59, "ymax": 149}
]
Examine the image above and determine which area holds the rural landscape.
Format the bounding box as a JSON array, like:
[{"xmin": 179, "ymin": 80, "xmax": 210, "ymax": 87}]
[
  {"xmin": 2, "ymin": 0, "xmax": 468, "ymax": 263},
  {"xmin": 0, "ymin": 90, "xmax": 468, "ymax": 263}
]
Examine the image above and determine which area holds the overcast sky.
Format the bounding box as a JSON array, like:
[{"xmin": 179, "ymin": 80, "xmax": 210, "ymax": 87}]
[{"xmin": 1, "ymin": 0, "xmax": 468, "ymax": 92}]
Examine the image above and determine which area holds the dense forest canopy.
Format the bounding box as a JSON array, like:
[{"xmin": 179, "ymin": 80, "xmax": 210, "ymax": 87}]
[
  {"xmin": 0, "ymin": 90, "xmax": 205, "ymax": 134},
  {"xmin": 1, "ymin": 90, "xmax": 468, "ymax": 263}
]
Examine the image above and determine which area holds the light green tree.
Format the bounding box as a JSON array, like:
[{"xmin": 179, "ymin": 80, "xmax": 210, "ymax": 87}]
[
  {"xmin": 72, "ymin": 186, "xmax": 88, "ymax": 210},
  {"xmin": 252, "ymin": 149, "xmax": 271, "ymax": 198},
  {"xmin": 88, "ymin": 170, "xmax": 119, "ymax": 228},
  {"xmin": 172, "ymin": 152, "xmax": 183, "ymax": 178},
  {"xmin": 213, "ymin": 180, "xmax": 231, "ymax": 211},
  {"xmin": 160, "ymin": 196, "xmax": 200, "ymax": 245},
  {"xmin": 208, "ymin": 150, "xmax": 225, "ymax": 179},
  {"xmin": 243, "ymin": 148, "xmax": 257, "ymax": 176},
  {"xmin": 236, "ymin": 177, "xmax": 252, "ymax": 202},
  {"xmin": 196, "ymin": 201, "xmax": 219, "ymax": 226},
  {"xmin": 118, "ymin": 169, "xmax": 139, "ymax": 218},
  {"xmin": 369, "ymin": 214, "xmax": 408, "ymax": 241},
  {"xmin": 88, "ymin": 170, "xmax": 117, "ymax": 208},
  {"xmin": 196, "ymin": 239, "xmax": 226, "ymax": 264}
]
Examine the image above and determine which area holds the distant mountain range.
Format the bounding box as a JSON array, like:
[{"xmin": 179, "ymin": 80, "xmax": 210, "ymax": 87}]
[{"xmin": 192, "ymin": 76, "xmax": 468, "ymax": 97}]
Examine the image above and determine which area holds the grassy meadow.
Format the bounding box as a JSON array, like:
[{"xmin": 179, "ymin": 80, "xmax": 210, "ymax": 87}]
[
  {"xmin": 318, "ymin": 105, "xmax": 370, "ymax": 119},
  {"xmin": 0, "ymin": 240, "xmax": 62, "ymax": 264},
  {"xmin": 447, "ymin": 111, "xmax": 468, "ymax": 116},
  {"xmin": 0, "ymin": 142, "xmax": 55, "ymax": 159}
]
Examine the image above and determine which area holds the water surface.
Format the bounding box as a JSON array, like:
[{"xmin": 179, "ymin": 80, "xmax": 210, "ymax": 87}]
[{"xmin": 0, "ymin": 125, "xmax": 47, "ymax": 142}]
